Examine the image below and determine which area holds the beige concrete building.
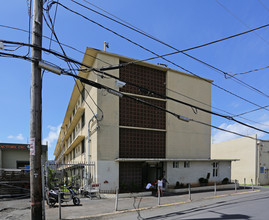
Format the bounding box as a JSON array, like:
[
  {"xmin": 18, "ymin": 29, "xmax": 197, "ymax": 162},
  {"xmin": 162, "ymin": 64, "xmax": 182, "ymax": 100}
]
[
  {"xmin": 0, "ymin": 143, "xmax": 48, "ymax": 169},
  {"xmin": 211, "ymin": 134, "xmax": 269, "ymax": 185},
  {"xmin": 54, "ymin": 48, "xmax": 233, "ymax": 192}
]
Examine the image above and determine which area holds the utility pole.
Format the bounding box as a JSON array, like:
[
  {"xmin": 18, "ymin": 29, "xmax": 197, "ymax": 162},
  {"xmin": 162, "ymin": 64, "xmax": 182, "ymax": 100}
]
[{"xmin": 30, "ymin": 0, "xmax": 43, "ymax": 219}]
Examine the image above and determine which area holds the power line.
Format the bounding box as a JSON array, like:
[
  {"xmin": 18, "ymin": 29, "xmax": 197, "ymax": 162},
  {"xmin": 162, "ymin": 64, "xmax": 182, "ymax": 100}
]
[
  {"xmin": 47, "ymin": 1, "xmax": 269, "ymax": 115},
  {"xmin": 0, "ymin": 23, "xmax": 112, "ymax": 66},
  {"xmin": 235, "ymin": 104, "xmax": 269, "ymax": 117},
  {"xmin": 25, "ymin": 0, "xmax": 32, "ymax": 56},
  {"xmin": 2, "ymin": 40, "xmax": 269, "ymax": 135},
  {"xmin": 166, "ymin": 87, "xmax": 269, "ymax": 127},
  {"xmin": 43, "ymin": 12, "xmax": 104, "ymax": 120},
  {"xmin": 216, "ymin": 0, "xmax": 269, "ymax": 45},
  {"xmin": 2, "ymin": 48, "xmax": 269, "ymax": 138},
  {"xmin": 258, "ymin": 0, "xmax": 269, "ymax": 13},
  {"xmin": 228, "ymin": 65, "xmax": 269, "ymax": 77},
  {"xmin": 67, "ymin": 0, "xmax": 269, "ymax": 100},
  {"xmin": 48, "ymin": 0, "xmax": 59, "ymax": 50},
  {"xmin": 61, "ymin": 68, "xmax": 264, "ymax": 142},
  {"xmin": 3, "ymin": 22, "xmax": 268, "ymax": 123}
]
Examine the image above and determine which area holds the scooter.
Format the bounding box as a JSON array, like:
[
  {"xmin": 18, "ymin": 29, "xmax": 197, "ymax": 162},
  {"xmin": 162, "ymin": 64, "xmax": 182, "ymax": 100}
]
[{"xmin": 46, "ymin": 185, "xmax": 80, "ymax": 207}]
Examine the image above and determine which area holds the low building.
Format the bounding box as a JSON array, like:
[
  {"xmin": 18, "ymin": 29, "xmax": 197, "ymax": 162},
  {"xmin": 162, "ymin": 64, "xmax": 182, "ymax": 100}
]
[
  {"xmin": 0, "ymin": 142, "xmax": 48, "ymax": 197},
  {"xmin": 0, "ymin": 143, "xmax": 48, "ymax": 169},
  {"xmin": 54, "ymin": 47, "xmax": 233, "ymax": 192},
  {"xmin": 211, "ymin": 134, "xmax": 269, "ymax": 185}
]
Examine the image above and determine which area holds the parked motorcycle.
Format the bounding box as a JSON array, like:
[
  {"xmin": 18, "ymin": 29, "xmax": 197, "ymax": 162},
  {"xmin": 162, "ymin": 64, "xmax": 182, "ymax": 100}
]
[{"xmin": 46, "ymin": 185, "xmax": 80, "ymax": 207}]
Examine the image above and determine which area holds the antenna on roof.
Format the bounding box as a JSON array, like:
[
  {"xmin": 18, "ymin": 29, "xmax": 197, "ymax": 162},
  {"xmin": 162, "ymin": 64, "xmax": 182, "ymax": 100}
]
[{"xmin": 104, "ymin": 41, "xmax": 109, "ymax": 52}]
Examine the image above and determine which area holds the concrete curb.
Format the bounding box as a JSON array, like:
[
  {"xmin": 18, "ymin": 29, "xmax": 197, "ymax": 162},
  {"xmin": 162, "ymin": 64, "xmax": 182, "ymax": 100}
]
[
  {"xmin": 63, "ymin": 189, "xmax": 261, "ymax": 220},
  {"xmin": 166, "ymin": 183, "xmax": 237, "ymax": 194},
  {"xmin": 101, "ymin": 191, "xmax": 152, "ymax": 199}
]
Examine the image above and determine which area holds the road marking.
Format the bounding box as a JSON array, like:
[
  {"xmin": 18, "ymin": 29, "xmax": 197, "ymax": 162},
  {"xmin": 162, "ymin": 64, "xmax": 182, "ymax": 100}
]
[
  {"xmin": 68, "ymin": 190, "xmax": 261, "ymax": 219},
  {"xmin": 205, "ymin": 190, "xmax": 260, "ymax": 200},
  {"xmin": 231, "ymin": 190, "xmax": 260, "ymax": 196}
]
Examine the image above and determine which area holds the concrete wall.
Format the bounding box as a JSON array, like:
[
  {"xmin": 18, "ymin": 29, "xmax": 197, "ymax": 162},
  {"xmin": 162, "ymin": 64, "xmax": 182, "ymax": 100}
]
[
  {"xmin": 90, "ymin": 53, "xmax": 120, "ymax": 189},
  {"xmin": 166, "ymin": 70, "xmax": 211, "ymax": 159},
  {"xmin": 96, "ymin": 161, "xmax": 119, "ymax": 192},
  {"xmin": 2, "ymin": 150, "xmax": 29, "ymax": 169},
  {"xmin": 211, "ymin": 135, "xmax": 257, "ymax": 184},
  {"xmin": 166, "ymin": 161, "xmax": 231, "ymax": 186}
]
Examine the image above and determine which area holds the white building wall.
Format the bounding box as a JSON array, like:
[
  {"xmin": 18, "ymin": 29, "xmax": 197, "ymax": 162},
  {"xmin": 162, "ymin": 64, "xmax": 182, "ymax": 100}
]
[
  {"xmin": 96, "ymin": 161, "xmax": 119, "ymax": 192},
  {"xmin": 2, "ymin": 150, "xmax": 29, "ymax": 169},
  {"xmin": 166, "ymin": 161, "xmax": 231, "ymax": 186},
  {"xmin": 212, "ymin": 135, "xmax": 257, "ymax": 184}
]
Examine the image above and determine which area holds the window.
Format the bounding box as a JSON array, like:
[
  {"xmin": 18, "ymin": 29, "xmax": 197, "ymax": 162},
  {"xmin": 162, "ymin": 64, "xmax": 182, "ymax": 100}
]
[
  {"xmin": 173, "ymin": 161, "xmax": 179, "ymax": 168},
  {"xmin": 184, "ymin": 161, "xmax": 190, "ymax": 168},
  {"xmin": 81, "ymin": 112, "xmax": 85, "ymax": 128},
  {"xmin": 73, "ymin": 129, "xmax": 75, "ymax": 140},
  {"xmin": 213, "ymin": 162, "xmax": 219, "ymax": 177},
  {"xmin": 81, "ymin": 139, "xmax": 85, "ymax": 154},
  {"xmin": 73, "ymin": 149, "xmax": 75, "ymax": 159}
]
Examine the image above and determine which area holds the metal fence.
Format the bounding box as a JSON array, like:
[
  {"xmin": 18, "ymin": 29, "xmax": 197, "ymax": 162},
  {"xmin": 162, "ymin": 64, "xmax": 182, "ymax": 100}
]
[
  {"xmin": 0, "ymin": 168, "xmax": 30, "ymax": 198},
  {"xmin": 45, "ymin": 162, "xmax": 95, "ymax": 191}
]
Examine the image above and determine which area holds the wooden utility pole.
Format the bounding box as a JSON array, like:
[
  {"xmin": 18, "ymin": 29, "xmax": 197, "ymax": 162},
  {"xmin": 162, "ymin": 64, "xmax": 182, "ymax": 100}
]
[{"xmin": 30, "ymin": 0, "xmax": 43, "ymax": 219}]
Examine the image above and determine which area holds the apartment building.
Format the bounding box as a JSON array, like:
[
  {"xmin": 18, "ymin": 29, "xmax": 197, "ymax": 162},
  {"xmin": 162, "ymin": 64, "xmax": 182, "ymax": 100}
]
[{"xmin": 54, "ymin": 47, "xmax": 232, "ymax": 192}]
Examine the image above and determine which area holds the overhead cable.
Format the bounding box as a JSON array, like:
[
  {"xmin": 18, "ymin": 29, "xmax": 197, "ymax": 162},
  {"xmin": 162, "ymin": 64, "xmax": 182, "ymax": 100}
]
[
  {"xmin": 0, "ymin": 23, "xmax": 112, "ymax": 66},
  {"xmin": 46, "ymin": 2, "xmax": 269, "ymax": 114},
  {"xmin": 60, "ymin": 69, "xmax": 265, "ymax": 141},
  {"xmin": 1, "ymin": 40, "xmax": 269, "ymax": 135},
  {"xmin": 1, "ymin": 49, "xmax": 268, "ymax": 138},
  {"xmin": 216, "ymin": 0, "xmax": 269, "ymax": 45},
  {"xmin": 67, "ymin": 0, "xmax": 269, "ymax": 99}
]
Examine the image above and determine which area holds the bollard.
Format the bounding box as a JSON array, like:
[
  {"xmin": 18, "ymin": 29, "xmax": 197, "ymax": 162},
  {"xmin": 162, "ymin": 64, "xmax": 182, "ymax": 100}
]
[
  {"xmin": 235, "ymin": 180, "xmax": 237, "ymax": 193},
  {"xmin": 188, "ymin": 184, "xmax": 191, "ymax": 201},
  {"xmin": 214, "ymin": 182, "xmax": 217, "ymax": 196},
  {"xmin": 115, "ymin": 188, "xmax": 119, "ymax": 211},
  {"xmin": 244, "ymin": 178, "xmax": 246, "ymax": 189},
  {"xmin": 58, "ymin": 188, "xmax": 61, "ymax": 220},
  {"xmin": 251, "ymin": 179, "xmax": 254, "ymax": 191},
  {"xmin": 157, "ymin": 186, "xmax": 160, "ymax": 205}
]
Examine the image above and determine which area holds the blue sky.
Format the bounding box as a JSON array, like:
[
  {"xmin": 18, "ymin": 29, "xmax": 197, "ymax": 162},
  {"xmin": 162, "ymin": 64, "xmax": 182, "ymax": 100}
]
[{"xmin": 1, "ymin": 0, "xmax": 269, "ymax": 160}]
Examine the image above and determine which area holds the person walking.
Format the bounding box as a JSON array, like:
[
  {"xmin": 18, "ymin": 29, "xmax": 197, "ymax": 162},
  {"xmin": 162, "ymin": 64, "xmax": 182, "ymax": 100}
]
[
  {"xmin": 157, "ymin": 178, "xmax": 163, "ymax": 196},
  {"xmin": 162, "ymin": 176, "xmax": 169, "ymax": 191}
]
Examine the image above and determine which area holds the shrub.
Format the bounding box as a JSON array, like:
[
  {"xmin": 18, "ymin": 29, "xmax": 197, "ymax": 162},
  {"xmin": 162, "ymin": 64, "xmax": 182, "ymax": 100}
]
[
  {"xmin": 199, "ymin": 177, "xmax": 208, "ymax": 186},
  {"xmin": 222, "ymin": 177, "xmax": 229, "ymax": 184},
  {"xmin": 175, "ymin": 181, "xmax": 185, "ymax": 189}
]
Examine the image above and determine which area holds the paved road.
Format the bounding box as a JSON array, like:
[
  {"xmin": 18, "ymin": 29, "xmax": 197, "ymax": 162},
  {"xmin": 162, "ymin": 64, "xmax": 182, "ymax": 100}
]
[
  {"xmin": 0, "ymin": 187, "xmax": 267, "ymax": 219},
  {"xmin": 107, "ymin": 190, "xmax": 269, "ymax": 220}
]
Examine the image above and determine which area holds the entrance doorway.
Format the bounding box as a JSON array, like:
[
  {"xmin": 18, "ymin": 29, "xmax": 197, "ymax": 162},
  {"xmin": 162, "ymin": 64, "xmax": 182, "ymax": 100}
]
[{"xmin": 142, "ymin": 162, "xmax": 163, "ymax": 186}]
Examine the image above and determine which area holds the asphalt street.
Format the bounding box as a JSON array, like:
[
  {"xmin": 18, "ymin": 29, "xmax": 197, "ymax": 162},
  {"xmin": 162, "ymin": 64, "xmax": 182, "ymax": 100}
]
[
  {"xmin": 107, "ymin": 190, "xmax": 269, "ymax": 220},
  {"xmin": 0, "ymin": 187, "xmax": 267, "ymax": 220}
]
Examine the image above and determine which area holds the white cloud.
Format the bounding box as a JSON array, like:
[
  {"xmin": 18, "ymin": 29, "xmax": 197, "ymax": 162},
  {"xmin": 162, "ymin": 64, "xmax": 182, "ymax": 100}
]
[
  {"xmin": 42, "ymin": 124, "xmax": 61, "ymax": 148},
  {"xmin": 16, "ymin": 134, "xmax": 24, "ymax": 140},
  {"xmin": 211, "ymin": 121, "xmax": 269, "ymax": 144},
  {"xmin": 7, "ymin": 134, "xmax": 24, "ymax": 141}
]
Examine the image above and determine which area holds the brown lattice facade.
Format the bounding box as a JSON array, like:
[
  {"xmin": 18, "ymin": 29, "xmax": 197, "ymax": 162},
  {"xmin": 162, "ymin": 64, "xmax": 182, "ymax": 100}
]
[{"xmin": 119, "ymin": 62, "xmax": 166, "ymax": 189}]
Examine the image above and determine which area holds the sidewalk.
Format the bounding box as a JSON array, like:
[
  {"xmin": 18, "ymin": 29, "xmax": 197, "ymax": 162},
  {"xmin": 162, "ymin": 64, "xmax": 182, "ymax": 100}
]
[{"xmin": 45, "ymin": 187, "xmax": 260, "ymax": 220}]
